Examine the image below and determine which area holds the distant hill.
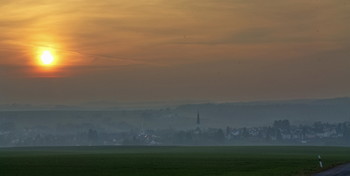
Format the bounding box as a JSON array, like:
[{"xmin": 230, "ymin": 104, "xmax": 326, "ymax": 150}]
[
  {"xmin": 0, "ymin": 97, "xmax": 350, "ymax": 130},
  {"xmin": 175, "ymin": 97, "xmax": 350, "ymax": 127}
]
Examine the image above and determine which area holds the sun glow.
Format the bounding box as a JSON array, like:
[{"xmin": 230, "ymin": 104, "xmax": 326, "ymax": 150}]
[{"xmin": 40, "ymin": 50, "xmax": 55, "ymax": 65}]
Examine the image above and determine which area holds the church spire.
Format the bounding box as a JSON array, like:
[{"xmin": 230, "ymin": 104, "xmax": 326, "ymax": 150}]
[
  {"xmin": 195, "ymin": 111, "xmax": 201, "ymax": 133},
  {"xmin": 197, "ymin": 111, "xmax": 200, "ymax": 125}
]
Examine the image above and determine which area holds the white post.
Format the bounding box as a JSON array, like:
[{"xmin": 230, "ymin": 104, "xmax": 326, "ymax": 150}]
[{"xmin": 318, "ymin": 155, "xmax": 323, "ymax": 168}]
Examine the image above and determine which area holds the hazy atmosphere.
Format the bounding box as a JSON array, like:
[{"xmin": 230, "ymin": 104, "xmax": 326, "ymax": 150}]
[
  {"xmin": 1, "ymin": 0, "xmax": 350, "ymax": 105},
  {"xmin": 2, "ymin": 1, "xmax": 350, "ymax": 176}
]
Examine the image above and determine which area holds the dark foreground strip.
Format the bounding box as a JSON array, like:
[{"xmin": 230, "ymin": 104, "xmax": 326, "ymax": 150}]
[{"xmin": 313, "ymin": 163, "xmax": 350, "ymax": 176}]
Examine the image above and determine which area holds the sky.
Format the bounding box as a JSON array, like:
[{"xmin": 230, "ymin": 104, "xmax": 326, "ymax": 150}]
[{"xmin": 1, "ymin": 0, "xmax": 350, "ymax": 105}]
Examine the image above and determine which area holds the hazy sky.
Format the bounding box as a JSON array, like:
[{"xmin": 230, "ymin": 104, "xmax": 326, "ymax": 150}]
[{"xmin": 1, "ymin": 0, "xmax": 350, "ymax": 105}]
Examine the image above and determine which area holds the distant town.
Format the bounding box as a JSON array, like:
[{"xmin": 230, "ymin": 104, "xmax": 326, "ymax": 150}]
[
  {"xmin": 2, "ymin": 98, "xmax": 350, "ymax": 147},
  {"xmin": 1, "ymin": 112, "xmax": 350, "ymax": 147}
]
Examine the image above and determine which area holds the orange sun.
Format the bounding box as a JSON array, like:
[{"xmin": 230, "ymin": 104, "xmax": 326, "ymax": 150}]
[
  {"xmin": 40, "ymin": 50, "xmax": 55, "ymax": 65},
  {"xmin": 32, "ymin": 45, "xmax": 63, "ymax": 77}
]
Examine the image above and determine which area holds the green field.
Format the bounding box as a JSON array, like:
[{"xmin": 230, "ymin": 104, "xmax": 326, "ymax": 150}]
[{"xmin": 0, "ymin": 146, "xmax": 349, "ymax": 176}]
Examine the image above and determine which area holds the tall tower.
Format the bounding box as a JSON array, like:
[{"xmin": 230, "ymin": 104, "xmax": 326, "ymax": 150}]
[
  {"xmin": 196, "ymin": 111, "xmax": 201, "ymax": 131},
  {"xmin": 196, "ymin": 111, "xmax": 200, "ymax": 126}
]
